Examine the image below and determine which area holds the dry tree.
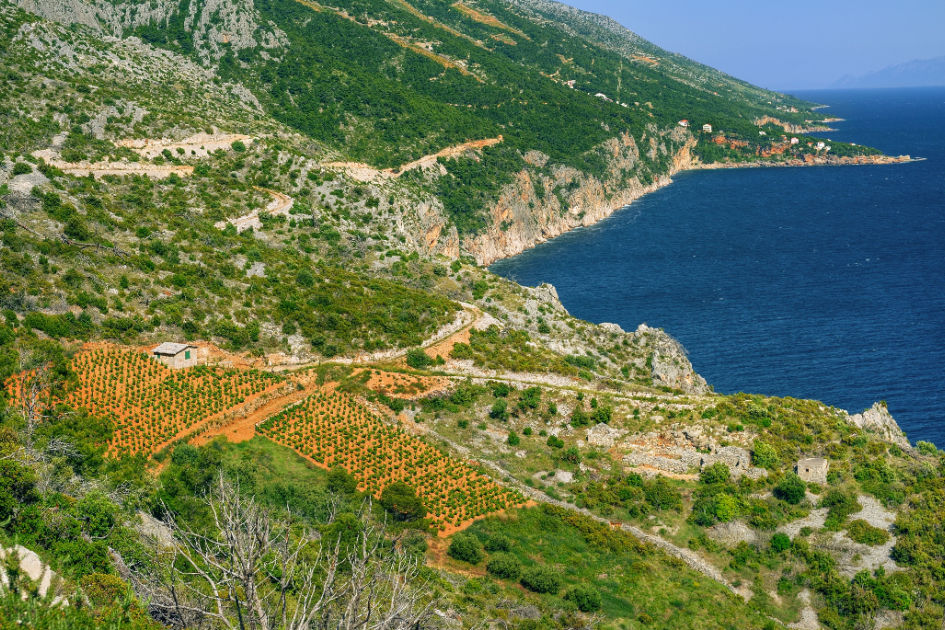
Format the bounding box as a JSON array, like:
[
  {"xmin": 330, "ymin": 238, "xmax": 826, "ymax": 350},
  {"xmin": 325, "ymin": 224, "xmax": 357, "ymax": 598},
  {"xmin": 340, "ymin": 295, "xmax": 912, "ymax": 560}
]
[{"xmin": 134, "ymin": 473, "xmax": 437, "ymax": 630}]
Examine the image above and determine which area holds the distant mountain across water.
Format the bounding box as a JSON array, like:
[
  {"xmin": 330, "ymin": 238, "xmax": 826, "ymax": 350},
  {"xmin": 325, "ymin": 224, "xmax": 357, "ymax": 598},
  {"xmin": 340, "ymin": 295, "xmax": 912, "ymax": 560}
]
[{"xmin": 833, "ymin": 56, "xmax": 945, "ymax": 88}]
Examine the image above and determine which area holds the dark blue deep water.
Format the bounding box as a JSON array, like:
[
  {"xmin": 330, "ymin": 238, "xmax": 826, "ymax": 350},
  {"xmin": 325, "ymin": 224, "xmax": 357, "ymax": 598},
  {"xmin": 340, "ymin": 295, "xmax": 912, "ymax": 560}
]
[{"xmin": 491, "ymin": 88, "xmax": 945, "ymax": 447}]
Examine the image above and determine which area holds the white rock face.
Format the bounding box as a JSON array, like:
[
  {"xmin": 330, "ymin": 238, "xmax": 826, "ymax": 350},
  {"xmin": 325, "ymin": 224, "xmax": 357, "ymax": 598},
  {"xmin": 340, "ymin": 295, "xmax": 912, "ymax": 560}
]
[
  {"xmin": 847, "ymin": 402, "xmax": 910, "ymax": 450},
  {"xmin": 706, "ymin": 520, "xmax": 758, "ymax": 547},
  {"xmin": 135, "ymin": 511, "xmax": 177, "ymax": 549},
  {"xmin": 585, "ymin": 422, "xmax": 625, "ymax": 448},
  {"xmin": 0, "ymin": 545, "xmax": 66, "ymax": 605},
  {"xmin": 13, "ymin": 0, "xmax": 287, "ymax": 64}
]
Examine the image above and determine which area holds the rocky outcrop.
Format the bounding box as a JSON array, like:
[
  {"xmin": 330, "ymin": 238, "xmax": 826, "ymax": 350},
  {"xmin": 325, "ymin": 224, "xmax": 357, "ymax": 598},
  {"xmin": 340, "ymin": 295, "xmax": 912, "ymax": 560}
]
[
  {"xmin": 465, "ymin": 128, "xmax": 694, "ymax": 265},
  {"xmin": 0, "ymin": 545, "xmax": 66, "ymax": 604},
  {"xmin": 14, "ymin": 0, "xmax": 287, "ymax": 64},
  {"xmin": 621, "ymin": 424, "xmax": 766, "ymax": 479},
  {"xmin": 707, "ymin": 521, "xmax": 759, "ymax": 547},
  {"xmin": 695, "ymin": 153, "xmax": 914, "ymax": 170},
  {"xmin": 634, "ymin": 324, "xmax": 708, "ymax": 394},
  {"xmin": 847, "ymin": 402, "xmax": 911, "ymax": 450}
]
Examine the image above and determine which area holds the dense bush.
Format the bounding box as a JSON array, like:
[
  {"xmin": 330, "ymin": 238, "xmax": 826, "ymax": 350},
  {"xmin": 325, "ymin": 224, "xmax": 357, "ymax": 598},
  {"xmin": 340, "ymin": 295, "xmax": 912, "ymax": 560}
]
[
  {"xmin": 484, "ymin": 533, "xmax": 512, "ymax": 552},
  {"xmin": 326, "ymin": 466, "xmax": 359, "ymax": 494},
  {"xmin": 751, "ymin": 441, "xmax": 780, "ymax": 469},
  {"xmin": 846, "ymin": 519, "xmax": 890, "ymax": 546},
  {"xmin": 448, "ymin": 532, "xmax": 484, "ymax": 564},
  {"xmin": 565, "ymin": 583, "xmax": 602, "ymax": 612},
  {"xmin": 486, "ymin": 552, "xmax": 521, "ymax": 580},
  {"xmin": 644, "ymin": 477, "xmax": 682, "ymax": 511},
  {"xmin": 700, "ymin": 462, "xmax": 731, "ymax": 485},
  {"xmin": 379, "ymin": 482, "xmax": 426, "ymax": 521},
  {"xmin": 820, "ymin": 489, "xmax": 861, "ymax": 530},
  {"xmin": 406, "ymin": 348, "xmax": 433, "ymax": 369},
  {"xmin": 770, "ymin": 533, "xmax": 792, "ymax": 553},
  {"xmin": 489, "ymin": 399, "xmax": 508, "ymax": 420},
  {"xmin": 773, "ymin": 473, "xmax": 806, "ymax": 505},
  {"xmin": 520, "ymin": 564, "xmax": 561, "ymax": 594}
]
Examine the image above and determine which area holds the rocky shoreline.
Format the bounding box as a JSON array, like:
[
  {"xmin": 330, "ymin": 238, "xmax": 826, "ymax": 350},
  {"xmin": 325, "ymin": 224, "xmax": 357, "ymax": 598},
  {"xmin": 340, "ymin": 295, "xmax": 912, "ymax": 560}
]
[
  {"xmin": 688, "ymin": 155, "xmax": 925, "ymax": 171},
  {"xmin": 477, "ymin": 148, "xmax": 915, "ymax": 266},
  {"xmin": 692, "ymin": 153, "xmax": 916, "ymax": 170}
]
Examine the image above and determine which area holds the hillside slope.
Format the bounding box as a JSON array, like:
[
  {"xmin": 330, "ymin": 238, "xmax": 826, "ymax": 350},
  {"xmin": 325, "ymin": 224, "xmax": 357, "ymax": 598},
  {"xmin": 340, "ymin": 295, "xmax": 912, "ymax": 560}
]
[
  {"xmin": 1, "ymin": 2, "xmax": 942, "ymax": 629},
  {"xmin": 9, "ymin": 0, "xmax": 890, "ymax": 262}
]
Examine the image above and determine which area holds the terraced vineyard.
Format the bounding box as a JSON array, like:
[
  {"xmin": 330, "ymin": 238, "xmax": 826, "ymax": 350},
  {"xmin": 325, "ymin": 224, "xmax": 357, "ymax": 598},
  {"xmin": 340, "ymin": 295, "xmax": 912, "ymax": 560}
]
[
  {"xmin": 258, "ymin": 390, "xmax": 525, "ymax": 532},
  {"xmin": 10, "ymin": 345, "xmax": 285, "ymax": 457}
]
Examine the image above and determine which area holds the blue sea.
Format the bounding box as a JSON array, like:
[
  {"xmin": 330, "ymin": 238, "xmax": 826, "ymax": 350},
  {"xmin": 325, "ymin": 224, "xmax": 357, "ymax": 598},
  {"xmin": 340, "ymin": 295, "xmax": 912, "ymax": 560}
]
[{"xmin": 491, "ymin": 87, "xmax": 945, "ymax": 447}]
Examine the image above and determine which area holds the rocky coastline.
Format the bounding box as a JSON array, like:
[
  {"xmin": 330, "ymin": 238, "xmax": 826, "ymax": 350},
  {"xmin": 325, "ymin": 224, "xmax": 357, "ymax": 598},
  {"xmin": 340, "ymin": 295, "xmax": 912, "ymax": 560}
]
[
  {"xmin": 692, "ymin": 153, "xmax": 916, "ymax": 170},
  {"xmin": 474, "ymin": 144, "xmax": 915, "ymax": 266}
]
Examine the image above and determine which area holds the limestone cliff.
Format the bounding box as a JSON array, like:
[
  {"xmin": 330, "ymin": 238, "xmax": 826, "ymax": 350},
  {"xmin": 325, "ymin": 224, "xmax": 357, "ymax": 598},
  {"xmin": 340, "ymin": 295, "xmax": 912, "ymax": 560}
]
[
  {"xmin": 635, "ymin": 323, "xmax": 709, "ymax": 395},
  {"xmin": 465, "ymin": 126, "xmax": 694, "ymax": 265},
  {"xmin": 847, "ymin": 402, "xmax": 911, "ymax": 450},
  {"xmin": 13, "ymin": 0, "xmax": 287, "ymax": 64}
]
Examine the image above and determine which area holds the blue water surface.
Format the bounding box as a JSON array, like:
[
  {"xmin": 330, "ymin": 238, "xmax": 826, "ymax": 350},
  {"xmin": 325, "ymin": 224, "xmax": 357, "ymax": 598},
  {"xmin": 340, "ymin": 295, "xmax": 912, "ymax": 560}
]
[{"xmin": 490, "ymin": 88, "xmax": 945, "ymax": 446}]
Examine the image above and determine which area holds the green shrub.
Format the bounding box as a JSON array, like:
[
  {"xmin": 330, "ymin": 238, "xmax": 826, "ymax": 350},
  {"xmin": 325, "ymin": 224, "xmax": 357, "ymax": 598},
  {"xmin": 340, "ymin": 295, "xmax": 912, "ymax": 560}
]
[
  {"xmin": 916, "ymin": 441, "xmax": 938, "ymax": 456},
  {"xmin": 484, "ymin": 534, "xmax": 512, "ymax": 552},
  {"xmin": 486, "ymin": 552, "xmax": 521, "ymax": 580},
  {"xmin": 401, "ymin": 530, "xmax": 428, "ymax": 556},
  {"xmin": 491, "ymin": 382, "xmax": 511, "ymax": 397},
  {"xmin": 820, "ymin": 489, "xmax": 861, "ymax": 529},
  {"xmin": 546, "ymin": 435, "xmax": 564, "ymax": 449},
  {"xmin": 12, "ymin": 162, "xmax": 31, "ymax": 175},
  {"xmin": 700, "ymin": 462, "xmax": 730, "ymax": 485},
  {"xmin": 752, "ymin": 441, "xmax": 780, "ymax": 469},
  {"xmin": 713, "ymin": 493, "xmax": 739, "ymax": 522},
  {"xmin": 231, "ymin": 140, "xmax": 246, "ymax": 152},
  {"xmin": 520, "ymin": 564, "xmax": 560, "ymax": 594},
  {"xmin": 379, "ymin": 482, "xmax": 426, "ymax": 521},
  {"xmin": 489, "ymin": 399, "xmax": 508, "ymax": 420},
  {"xmin": 326, "ymin": 466, "xmax": 358, "ymax": 494},
  {"xmin": 449, "ymin": 342, "xmax": 473, "ymax": 359},
  {"xmin": 773, "ymin": 473, "xmax": 806, "ymax": 505},
  {"xmin": 555, "ymin": 447, "xmax": 579, "ymax": 466},
  {"xmin": 644, "ymin": 477, "xmax": 682, "ymax": 511},
  {"xmin": 448, "ymin": 532, "xmax": 484, "ymax": 564},
  {"xmin": 846, "ymin": 519, "xmax": 890, "ymax": 546},
  {"xmin": 507, "ymin": 431, "xmax": 520, "ymax": 446},
  {"xmin": 406, "ymin": 348, "xmax": 433, "ymax": 369},
  {"xmin": 770, "ymin": 533, "xmax": 791, "ymax": 553},
  {"xmin": 517, "ymin": 386, "xmax": 542, "ymax": 411},
  {"xmin": 565, "ymin": 583, "xmax": 602, "ymax": 612},
  {"xmin": 80, "ymin": 573, "xmax": 128, "ymax": 607}
]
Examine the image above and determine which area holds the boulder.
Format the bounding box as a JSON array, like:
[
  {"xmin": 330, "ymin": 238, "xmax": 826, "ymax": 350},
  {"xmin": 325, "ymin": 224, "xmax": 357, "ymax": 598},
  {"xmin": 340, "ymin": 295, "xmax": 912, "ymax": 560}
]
[{"xmin": 0, "ymin": 545, "xmax": 66, "ymax": 605}]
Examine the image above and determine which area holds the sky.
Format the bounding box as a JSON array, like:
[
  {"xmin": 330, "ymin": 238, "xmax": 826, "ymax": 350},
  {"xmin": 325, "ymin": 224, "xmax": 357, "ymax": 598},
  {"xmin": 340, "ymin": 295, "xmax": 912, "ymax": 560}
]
[{"xmin": 562, "ymin": 0, "xmax": 945, "ymax": 90}]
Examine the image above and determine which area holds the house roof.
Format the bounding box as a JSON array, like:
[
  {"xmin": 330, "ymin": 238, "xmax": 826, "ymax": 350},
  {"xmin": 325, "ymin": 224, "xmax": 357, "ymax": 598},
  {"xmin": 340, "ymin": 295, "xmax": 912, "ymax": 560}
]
[
  {"xmin": 152, "ymin": 342, "xmax": 195, "ymax": 356},
  {"xmin": 797, "ymin": 457, "xmax": 828, "ymax": 467}
]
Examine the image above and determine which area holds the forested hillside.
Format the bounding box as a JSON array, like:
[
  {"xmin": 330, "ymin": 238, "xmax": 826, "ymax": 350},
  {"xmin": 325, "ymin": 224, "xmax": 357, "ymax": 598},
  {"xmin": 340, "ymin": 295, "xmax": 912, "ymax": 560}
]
[{"xmin": 12, "ymin": 0, "xmax": 882, "ymax": 243}]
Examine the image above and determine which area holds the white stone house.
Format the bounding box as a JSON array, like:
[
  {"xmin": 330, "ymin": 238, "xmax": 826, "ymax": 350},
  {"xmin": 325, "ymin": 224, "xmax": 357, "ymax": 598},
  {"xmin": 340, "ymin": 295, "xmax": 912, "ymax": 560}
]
[
  {"xmin": 702, "ymin": 123, "xmax": 712, "ymax": 133},
  {"xmin": 795, "ymin": 457, "xmax": 829, "ymax": 484},
  {"xmin": 152, "ymin": 342, "xmax": 200, "ymax": 369}
]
